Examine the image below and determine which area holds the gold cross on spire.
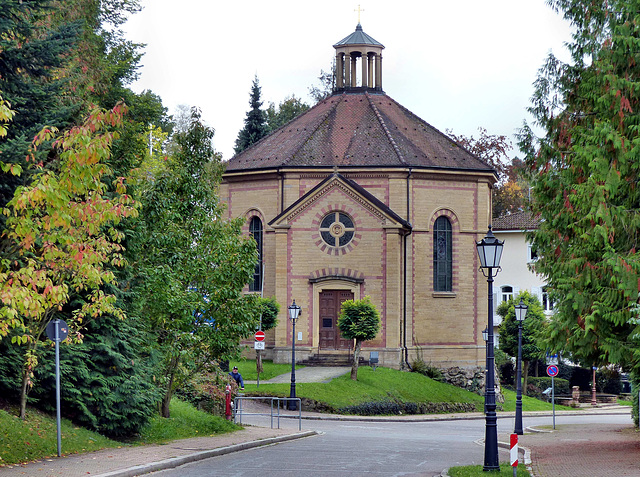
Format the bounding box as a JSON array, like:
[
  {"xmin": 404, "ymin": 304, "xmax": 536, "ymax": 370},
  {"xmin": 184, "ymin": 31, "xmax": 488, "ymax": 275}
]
[{"xmin": 355, "ymin": 4, "xmax": 365, "ymax": 23}]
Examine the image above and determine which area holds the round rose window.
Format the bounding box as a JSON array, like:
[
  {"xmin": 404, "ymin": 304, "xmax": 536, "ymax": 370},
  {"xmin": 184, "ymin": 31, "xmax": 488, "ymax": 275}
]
[{"xmin": 320, "ymin": 212, "xmax": 355, "ymax": 247}]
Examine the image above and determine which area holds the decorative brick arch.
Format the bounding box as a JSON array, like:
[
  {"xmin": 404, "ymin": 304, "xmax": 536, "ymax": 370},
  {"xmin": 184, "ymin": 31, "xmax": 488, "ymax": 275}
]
[
  {"xmin": 429, "ymin": 208, "xmax": 460, "ymax": 231},
  {"xmin": 308, "ymin": 267, "xmax": 365, "ymax": 283},
  {"xmin": 242, "ymin": 208, "xmax": 266, "ymax": 234}
]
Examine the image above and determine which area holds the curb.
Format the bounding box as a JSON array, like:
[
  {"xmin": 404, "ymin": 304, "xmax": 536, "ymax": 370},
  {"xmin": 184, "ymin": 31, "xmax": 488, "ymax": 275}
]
[{"xmin": 93, "ymin": 430, "xmax": 318, "ymax": 477}]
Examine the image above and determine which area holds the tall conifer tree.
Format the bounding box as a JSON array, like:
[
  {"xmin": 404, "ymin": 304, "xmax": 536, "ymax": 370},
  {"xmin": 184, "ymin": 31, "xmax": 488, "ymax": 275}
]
[
  {"xmin": 234, "ymin": 75, "xmax": 268, "ymax": 154},
  {"xmin": 521, "ymin": 1, "xmax": 640, "ymax": 381}
]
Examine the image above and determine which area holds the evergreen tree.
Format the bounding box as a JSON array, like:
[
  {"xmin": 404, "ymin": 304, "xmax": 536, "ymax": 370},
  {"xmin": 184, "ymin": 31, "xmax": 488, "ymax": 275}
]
[
  {"xmin": 0, "ymin": 0, "xmax": 81, "ymax": 216},
  {"xmin": 234, "ymin": 75, "xmax": 268, "ymax": 154},
  {"xmin": 520, "ymin": 1, "xmax": 640, "ymax": 377}
]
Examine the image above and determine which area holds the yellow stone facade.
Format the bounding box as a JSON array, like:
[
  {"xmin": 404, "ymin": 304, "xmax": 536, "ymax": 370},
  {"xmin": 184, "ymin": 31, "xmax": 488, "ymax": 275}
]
[{"xmin": 220, "ymin": 167, "xmax": 494, "ymax": 369}]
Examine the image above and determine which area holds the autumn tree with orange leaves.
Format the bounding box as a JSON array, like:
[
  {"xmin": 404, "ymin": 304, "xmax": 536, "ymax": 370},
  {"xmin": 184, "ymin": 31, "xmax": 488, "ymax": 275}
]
[{"xmin": 0, "ymin": 104, "xmax": 137, "ymax": 418}]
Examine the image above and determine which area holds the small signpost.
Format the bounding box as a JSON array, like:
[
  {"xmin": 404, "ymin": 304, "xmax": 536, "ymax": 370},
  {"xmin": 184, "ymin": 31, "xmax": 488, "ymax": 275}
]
[
  {"xmin": 45, "ymin": 319, "xmax": 68, "ymax": 457},
  {"xmin": 510, "ymin": 433, "xmax": 518, "ymax": 477},
  {"xmin": 254, "ymin": 330, "xmax": 266, "ymax": 386},
  {"xmin": 547, "ymin": 364, "xmax": 559, "ymax": 429}
]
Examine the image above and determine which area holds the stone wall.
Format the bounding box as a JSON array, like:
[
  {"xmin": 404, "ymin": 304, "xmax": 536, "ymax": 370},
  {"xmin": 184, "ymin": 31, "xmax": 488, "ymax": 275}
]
[{"xmin": 441, "ymin": 366, "xmax": 504, "ymax": 403}]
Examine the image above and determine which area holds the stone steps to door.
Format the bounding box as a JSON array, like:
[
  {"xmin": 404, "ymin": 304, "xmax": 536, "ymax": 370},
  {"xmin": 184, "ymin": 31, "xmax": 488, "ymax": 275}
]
[{"xmin": 299, "ymin": 354, "xmax": 369, "ymax": 367}]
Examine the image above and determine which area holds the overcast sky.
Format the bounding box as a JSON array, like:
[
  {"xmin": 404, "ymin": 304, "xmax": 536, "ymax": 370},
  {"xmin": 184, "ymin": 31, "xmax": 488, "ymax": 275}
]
[{"xmin": 122, "ymin": 0, "xmax": 574, "ymax": 161}]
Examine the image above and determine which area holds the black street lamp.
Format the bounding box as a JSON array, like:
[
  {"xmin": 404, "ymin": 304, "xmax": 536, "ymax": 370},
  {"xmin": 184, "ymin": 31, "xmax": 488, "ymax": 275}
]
[
  {"xmin": 476, "ymin": 226, "xmax": 504, "ymax": 472},
  {"xmin": 288, "ymin": 299, "xmax": 301, "ymax": 411},
  {"xmin": 514, "ymin": 298, "xmax": 528, "ymax": 435}
]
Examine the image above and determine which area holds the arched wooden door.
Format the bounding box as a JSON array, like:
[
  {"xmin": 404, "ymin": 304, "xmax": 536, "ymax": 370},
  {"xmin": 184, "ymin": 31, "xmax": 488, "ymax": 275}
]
[{"xmin": 319, "ymin": 290, "xmax": 354, "ymax": 350}]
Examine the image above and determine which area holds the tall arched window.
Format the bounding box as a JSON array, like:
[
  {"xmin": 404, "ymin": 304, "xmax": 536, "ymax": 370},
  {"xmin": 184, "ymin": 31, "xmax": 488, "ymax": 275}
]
[
  {"xmin": 433, "ymin": 216, "xmax": 452, "ymax": 292},
  {"xmin": 249, "ymin": 217, "xmax": 263, "ymax": 292}
]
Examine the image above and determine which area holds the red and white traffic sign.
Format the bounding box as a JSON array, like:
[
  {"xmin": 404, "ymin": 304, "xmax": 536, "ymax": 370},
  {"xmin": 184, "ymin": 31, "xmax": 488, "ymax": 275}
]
[
  {"xmin": 255, "ymin": 330, "xmax": 265, "ymax": 342},
  {"xmin": 510, "ymin": 434, "xmax": 518, "ymax": 468},
  {"xmin": 547, "ymin": 364, "xmax": 559, "ymax": 377}
]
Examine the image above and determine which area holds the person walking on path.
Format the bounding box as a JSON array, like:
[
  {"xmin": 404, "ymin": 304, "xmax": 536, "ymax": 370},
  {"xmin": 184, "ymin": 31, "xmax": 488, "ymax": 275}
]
[{"xmin": 229, "ymin": 366, "xmax": 244, "ymax": 390}]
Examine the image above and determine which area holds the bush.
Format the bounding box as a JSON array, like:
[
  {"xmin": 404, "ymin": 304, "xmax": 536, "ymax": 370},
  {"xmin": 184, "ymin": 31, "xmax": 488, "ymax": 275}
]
[
  {"xmin": 495, "ymin": 348, "xmax": 514, "ymax": 386},
  {"xmin": 175, "ymin": 370, "xmax": 237, "ymax": 416},
  {"xmin": 338, "ymin": 400, "xmax": 477, "ymax": 416},
  {"xmin": 527, "ymin": 377, "xmax": 570, "ymax": 399},
  {"xmin": 411, "ymin": 359, "xmax": 445, "ymax": 382},
  {"xmin": 597, "ymin": 368, "xmax": 623, "ymax": 395}
]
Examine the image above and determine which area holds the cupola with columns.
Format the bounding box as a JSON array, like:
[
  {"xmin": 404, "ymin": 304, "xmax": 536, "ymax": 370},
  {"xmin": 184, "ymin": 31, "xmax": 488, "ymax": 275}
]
[{"xmin": 333, "ymin": 22, "xmax": 384, "ymax": 93}]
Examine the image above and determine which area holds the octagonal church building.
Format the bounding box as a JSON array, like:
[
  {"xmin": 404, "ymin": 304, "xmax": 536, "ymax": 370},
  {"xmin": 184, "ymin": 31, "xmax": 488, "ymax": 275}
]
[{"xmin": 220, "ymin": 23, "xmax": 498, "ymax": 370}]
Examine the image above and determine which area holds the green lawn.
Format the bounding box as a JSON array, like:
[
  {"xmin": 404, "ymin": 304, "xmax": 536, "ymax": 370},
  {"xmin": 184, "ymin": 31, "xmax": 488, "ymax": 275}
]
[
  {"xmin": 448, "ymin": 463, "xmax": 530, "ymax": 476},
  {"xmin": 0, "ymin": 399, "xmax": 239, "ymax": 466},
  {"xmin": 229, "ymin": 358, "xmax": 304, "ymax": 381},
  {"xmin": 137, "ymin": 399, "xmax": 239, "ymax": 444},
  {"xmin": 245, "ymin": 365, "xmax": 485, "ymax": 410},
  {"xmin": 500, "ymin": 388, "xmax": 573, "ymax": 412},
  {"xmin": 0, "ymin": 407, "xmax": 118, "ymax": 466}
]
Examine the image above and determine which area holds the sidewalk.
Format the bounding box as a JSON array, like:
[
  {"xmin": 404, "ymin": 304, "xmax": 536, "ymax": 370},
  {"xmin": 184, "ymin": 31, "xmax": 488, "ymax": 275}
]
[{"xmin": 0, "ymin": 427, "xmax": 317, "ymax": 477}]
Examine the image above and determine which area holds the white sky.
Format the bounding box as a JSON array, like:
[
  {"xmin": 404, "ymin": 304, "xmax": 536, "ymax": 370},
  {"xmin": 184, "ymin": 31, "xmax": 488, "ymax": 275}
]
[{"xmin": 123, "ymin": 0, "xmax": 573, "ymax": 161}]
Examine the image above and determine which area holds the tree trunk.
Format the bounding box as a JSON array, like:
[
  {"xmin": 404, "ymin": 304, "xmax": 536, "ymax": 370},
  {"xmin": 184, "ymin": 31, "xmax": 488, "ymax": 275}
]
[
  {"xmin": 351, "ymin": 340, "xmax": 361, "ymax": 380},
  {"xmin": 161, "ymin": 355, "xmax": 179, "ymax": 418},
  {"xmin": 19, "ymin": 342, "xmax": 38, "ymax": 419}
]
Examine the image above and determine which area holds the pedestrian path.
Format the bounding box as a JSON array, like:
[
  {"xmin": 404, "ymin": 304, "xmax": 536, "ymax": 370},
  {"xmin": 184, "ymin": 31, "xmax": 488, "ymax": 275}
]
[{"xmin": 244, "ymin": 366, "xmax": 350, "ymax": 384}]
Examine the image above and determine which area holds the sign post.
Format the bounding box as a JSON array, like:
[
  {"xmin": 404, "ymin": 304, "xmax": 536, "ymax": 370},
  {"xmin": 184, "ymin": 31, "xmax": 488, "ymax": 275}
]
[
  {"xmin": 45, "ymin": 319, "xmax": 68, "ymax": 457},
  {"xmin": 254, "ymin": 330, "xmax": 266, "ymax": 388},
  {"xmin": 547, "ymin": 364, "xmax": 559, "ymax": 430},
  {"xmin": 510, "ymin": 433, "xmax": 518, "ymax": 477}
]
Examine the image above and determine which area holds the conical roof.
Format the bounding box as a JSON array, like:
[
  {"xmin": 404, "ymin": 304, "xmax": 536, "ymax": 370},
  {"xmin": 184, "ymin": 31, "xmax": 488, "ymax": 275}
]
[
  {"xmin": 333, "ymin": 23, "xmax": 384, "ymax": 48},
  {"xmin": 225, "ymin": 91, "xmax": 494, "ymax": 174}
]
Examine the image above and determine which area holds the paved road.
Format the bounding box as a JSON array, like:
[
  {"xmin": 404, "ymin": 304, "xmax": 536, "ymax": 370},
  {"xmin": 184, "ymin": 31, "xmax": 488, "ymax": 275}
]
[{"xmin": 149, "ymin": 414, "xmax": 632, "ymax": 477}]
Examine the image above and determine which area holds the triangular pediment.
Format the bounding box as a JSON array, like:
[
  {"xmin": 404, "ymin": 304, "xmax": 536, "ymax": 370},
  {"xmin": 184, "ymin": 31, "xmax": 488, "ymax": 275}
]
[{"xmin": 269, "ymin": 173, "xmax": 411, "ymax": 230}]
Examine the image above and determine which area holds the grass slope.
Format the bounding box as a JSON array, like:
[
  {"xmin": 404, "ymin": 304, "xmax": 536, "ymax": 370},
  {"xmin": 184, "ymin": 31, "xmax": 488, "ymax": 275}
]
[
  {"xmin": 0, "ymin": 399, "xmax": 239, "ymax": 466},
  {"xmin": 0, "ymin": 407, "xmax": 118, "ymax": 466},
  {"xmin": 245, "ymin": 365, "xmax": 485, "ymax": 410}
]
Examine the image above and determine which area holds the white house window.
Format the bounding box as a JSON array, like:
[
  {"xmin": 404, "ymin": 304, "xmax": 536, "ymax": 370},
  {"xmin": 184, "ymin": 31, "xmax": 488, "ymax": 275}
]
[
  {"xmin": 501, "ymin": 285, "xmax": 513, "ymax": 304},
  {"xmin": 527, "ymin": 244, "xmax": 538, "ymax": 263}
]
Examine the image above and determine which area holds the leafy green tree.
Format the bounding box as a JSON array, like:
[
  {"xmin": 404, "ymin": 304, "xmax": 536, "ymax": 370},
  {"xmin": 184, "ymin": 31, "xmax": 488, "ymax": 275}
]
[
  {"xmin": 519, "ymin": 0, "xmax": 640, "ymax": 378},
  {"xmin": 265, "ymin": 95, "xmax": 310, "ymax": 132},
  {"xmin": 308, "ymin": 67, "xmax": 334, "ymax": 102},
  {"xmin": 497, "ymin": 291, "xmax": 545, "ymax": 391},
  {"xmin": 133, "ymin": 107, "xmax": 260, "ymax": 417},
  {"xmin": 338, "ymin": 296, "xmax": 381, "ymax": 380},
  {"xmin": 0, "ymin": 104, "xmax": 137, "ymax": 419},
  {"xmin": 234, "ymin": 75, "xmax": 268, "ymax": 154}
]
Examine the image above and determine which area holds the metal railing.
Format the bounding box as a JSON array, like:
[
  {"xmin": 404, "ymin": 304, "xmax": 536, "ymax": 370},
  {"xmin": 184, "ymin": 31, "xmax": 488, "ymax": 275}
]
[{"xmin": 233, "ymin": 396, "xmax": 302, "ymax": 430}]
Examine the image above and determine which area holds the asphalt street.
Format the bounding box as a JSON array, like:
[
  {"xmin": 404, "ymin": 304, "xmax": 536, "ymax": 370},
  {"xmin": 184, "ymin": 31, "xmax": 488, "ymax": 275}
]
[{"xmin": 147, "ymin": 414, "xmax": 631, "ymax": 477}]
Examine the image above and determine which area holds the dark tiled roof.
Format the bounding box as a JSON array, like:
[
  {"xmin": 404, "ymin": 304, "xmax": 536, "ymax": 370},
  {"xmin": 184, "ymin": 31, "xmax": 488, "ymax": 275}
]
[
  {"xmin": 225, "ymin": 92, "xmax": 495, "ymax": 174},
  {"xmin": 333, "ymin": 23, "xmax": 384, "ymax": 47},
  {"xmin": 492, "ymin": 211, "xmax": 539, "ymax": 231}
]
